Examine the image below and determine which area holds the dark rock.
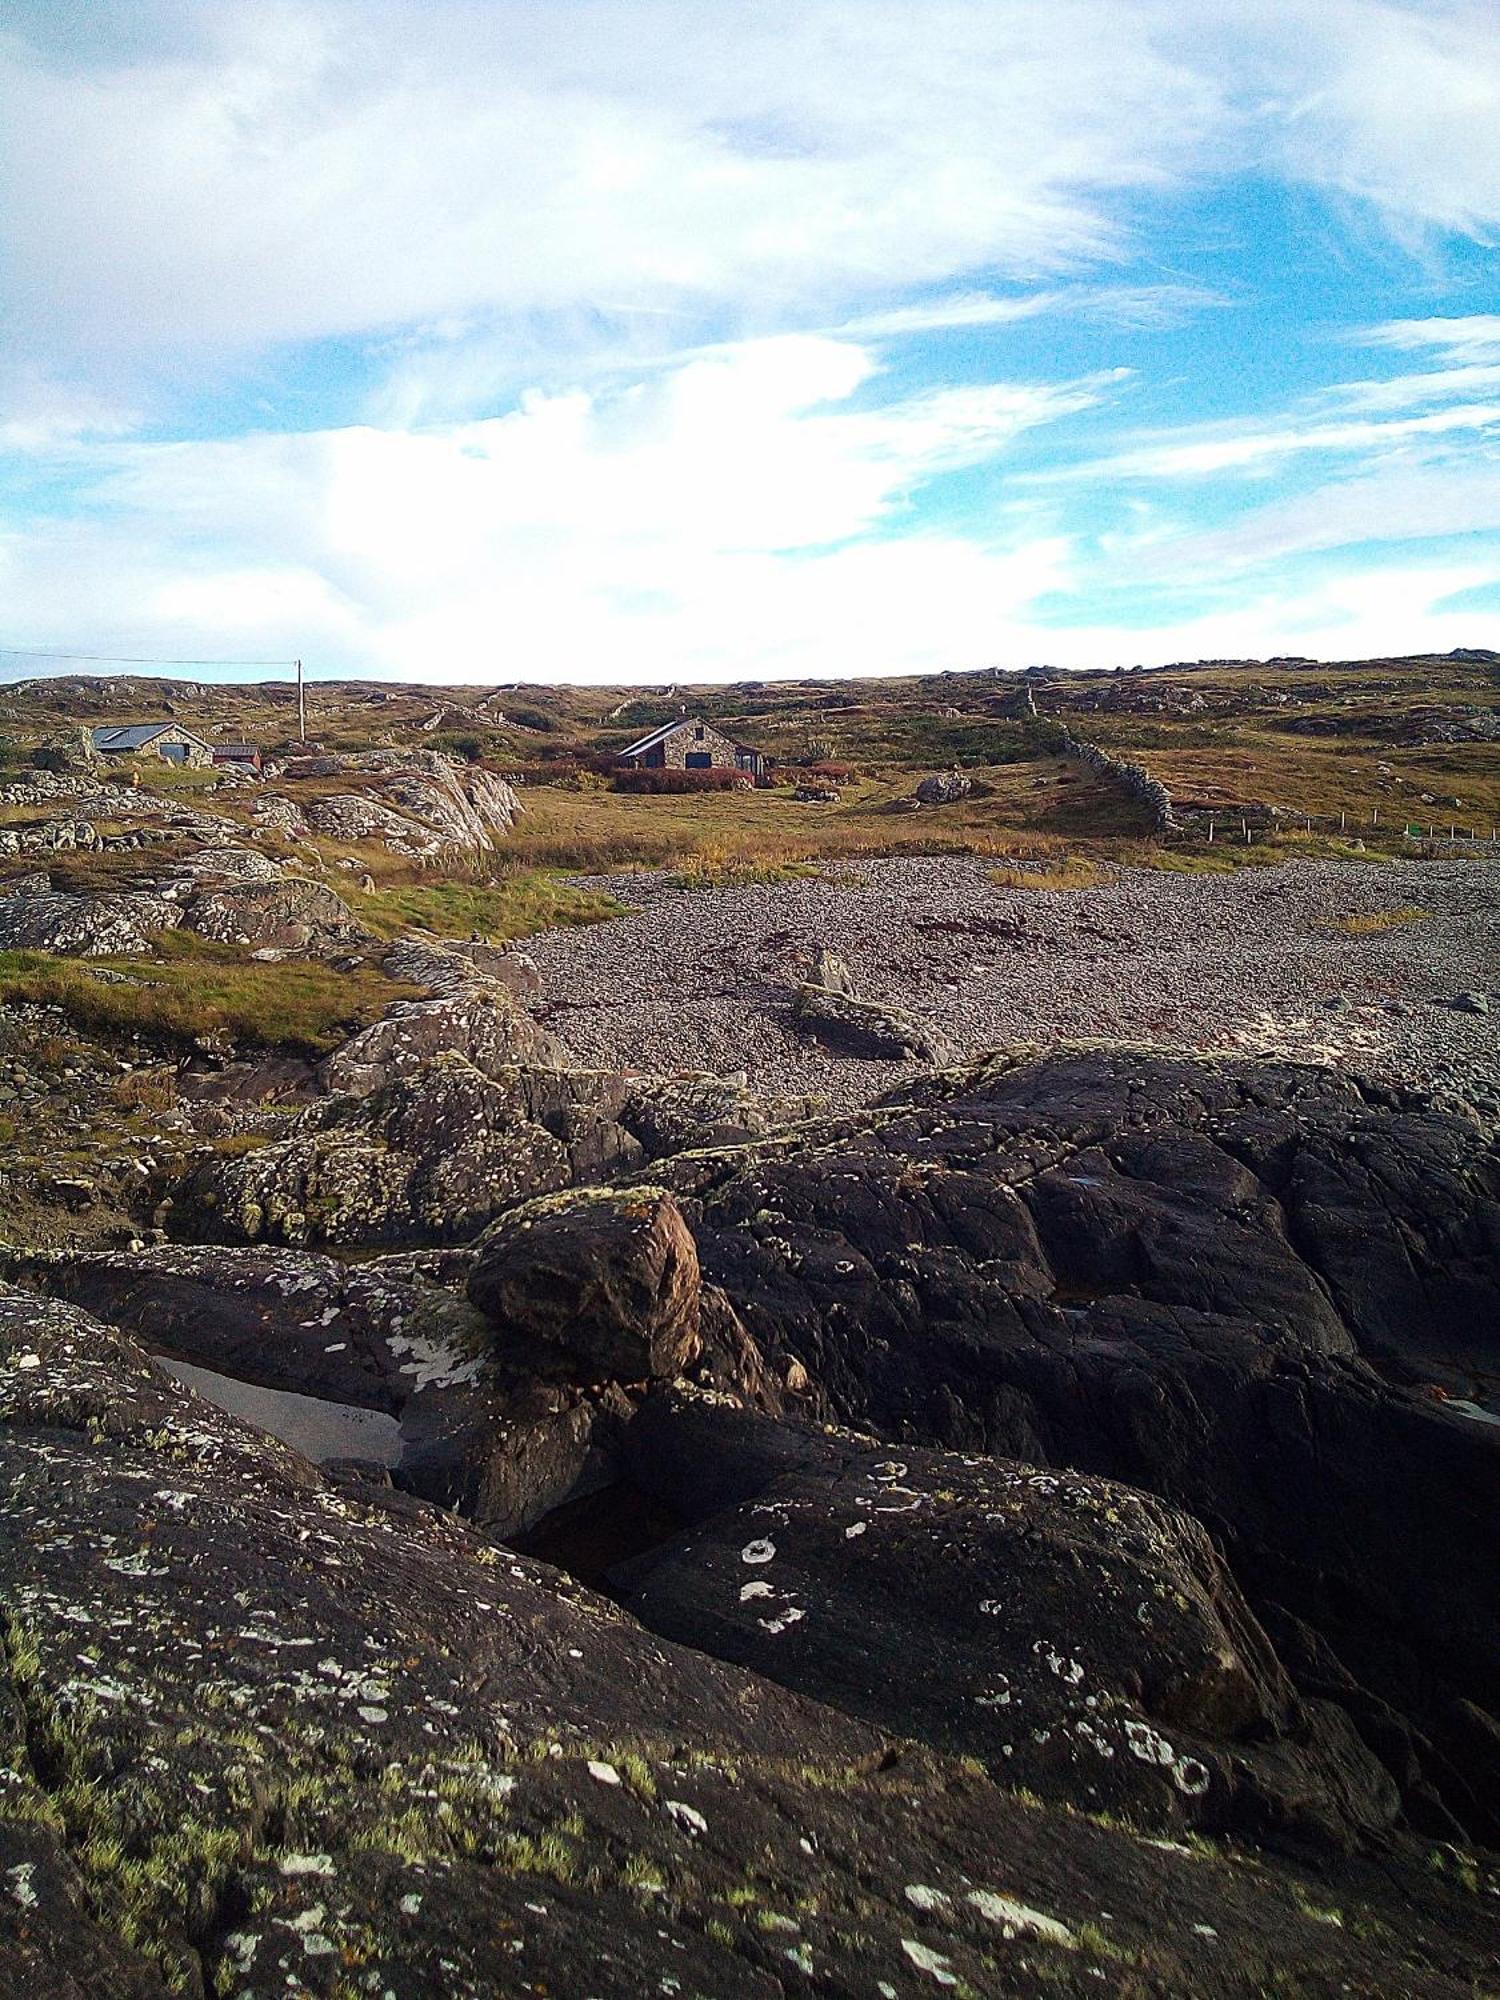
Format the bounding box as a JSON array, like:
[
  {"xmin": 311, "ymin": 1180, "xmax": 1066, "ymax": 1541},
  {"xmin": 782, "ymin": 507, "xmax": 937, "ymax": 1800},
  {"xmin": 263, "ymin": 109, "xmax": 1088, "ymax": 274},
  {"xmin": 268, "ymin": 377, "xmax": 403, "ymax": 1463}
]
[
  {"xmin": 618, "ymin": 1392, "xmax": 1400, "ymax": 1847},
  {"xmin": 1, "ymin": 1289, "xmax": 1494, "ymax": 1999},
  {"xmin": 649, "ymin": 1045, "xmax": 1500, "ymax": 1840},
  {"xmin": 469, "ymin": 1186, "xmax": 702, "ymax": 1383},
  {"xmin": 792, "ymin": 980, "xmax": 961, "ymax": 1065},
  {"xmin": 0, "ymin": 1243, "xmax": 488, "ymax": 1412}
]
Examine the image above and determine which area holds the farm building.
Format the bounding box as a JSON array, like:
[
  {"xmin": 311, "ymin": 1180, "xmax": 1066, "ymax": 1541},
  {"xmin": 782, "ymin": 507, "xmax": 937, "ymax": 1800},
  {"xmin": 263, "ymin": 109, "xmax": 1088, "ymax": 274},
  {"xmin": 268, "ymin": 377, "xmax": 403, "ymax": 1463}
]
[
  {"xmin": 616, "ymin": 716, "xmax": 766, "ymax": 777},
  {"xmin": 211, "ymin": 741, "xmax": 263, "ymax": 772},
  {"xmin": 90, "ymin": 723, "xmax": 215, "ymax": 767}
]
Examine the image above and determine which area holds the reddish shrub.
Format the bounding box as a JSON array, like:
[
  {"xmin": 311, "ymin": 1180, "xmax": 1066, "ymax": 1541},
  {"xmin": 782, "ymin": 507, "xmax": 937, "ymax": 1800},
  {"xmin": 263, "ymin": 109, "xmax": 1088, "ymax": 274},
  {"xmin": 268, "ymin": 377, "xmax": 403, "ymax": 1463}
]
[{"xmin": 612, "ymin": 766, "xmax": 755, "ymax": 794}]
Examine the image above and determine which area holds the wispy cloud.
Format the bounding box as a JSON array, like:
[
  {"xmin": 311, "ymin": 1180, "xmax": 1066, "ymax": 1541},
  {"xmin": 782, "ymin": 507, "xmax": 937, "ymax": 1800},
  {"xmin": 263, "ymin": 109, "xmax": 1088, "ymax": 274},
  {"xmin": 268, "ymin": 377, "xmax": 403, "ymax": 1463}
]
[
  {"xmin": 1, "ymin": 1, "xmax": 1496, "ymax": 679},
  {"xmin": 1068, "ymin": 402, "xmax": 1500, "ymax": 481},
  {"xmin": 1360, "ymin": 315, "xmax": 1500, "ymax": 361}
]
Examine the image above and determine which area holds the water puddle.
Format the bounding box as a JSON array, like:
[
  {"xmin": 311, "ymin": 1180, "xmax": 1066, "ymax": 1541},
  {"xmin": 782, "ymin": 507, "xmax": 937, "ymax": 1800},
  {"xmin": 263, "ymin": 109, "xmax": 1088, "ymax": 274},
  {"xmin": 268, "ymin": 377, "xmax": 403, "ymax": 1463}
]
[{"xmin": 156, "ymin": 1356, "xmax": 404, "ymax": 1468}]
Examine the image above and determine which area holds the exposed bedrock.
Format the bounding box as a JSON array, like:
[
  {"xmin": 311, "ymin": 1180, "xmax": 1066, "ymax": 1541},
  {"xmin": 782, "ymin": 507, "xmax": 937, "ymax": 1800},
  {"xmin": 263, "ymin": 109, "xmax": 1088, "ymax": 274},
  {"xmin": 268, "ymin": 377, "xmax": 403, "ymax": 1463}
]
[
  {"xmin": 1, "ymin": 1288, "xmax": 1495, "ymax": 1998},
  {"xmin": 635, "ymin": 1045, "xmax": 1500, "ymax": 1841},
  {"xmin": 469, "ymin": 1186, "xmax": 704, "ymax": 1385},
  {"xmin": 172, "ymin": 981, "xmax": 824, "ymax": 1249},
  {"xmin": 616, "ymin": 1391, "xmax": 1400, "ymax": 1850}
]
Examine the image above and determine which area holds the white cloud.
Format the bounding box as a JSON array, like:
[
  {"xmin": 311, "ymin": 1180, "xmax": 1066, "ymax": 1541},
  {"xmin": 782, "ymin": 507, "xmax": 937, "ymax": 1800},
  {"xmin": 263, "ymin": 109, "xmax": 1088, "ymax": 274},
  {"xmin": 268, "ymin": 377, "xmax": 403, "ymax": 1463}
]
[
  {"xmin": 1360, "ymin": 315, "xmax": 1500, "ymax": 361},
  {"xmin": 0, "ymin": 0, "xmax": 1221, "ymax": 372},
  {"xmin": 0, "ymin": 336, "xmax": 1114, "ymax": 680},
  {"xmin": 1023, "ymin": 557, "xmax": 1500, "ymax": 670},
  {"xmin": 1265, "ymin": 0, "xmax": 1500, "ymax": 240},
  {"xmin": 1, "ymin": 1, "xmax": 1496, "ymax": 686},
  {"xmin": 1044, "ymin": 401, "xmax": 1500, "ymax": 481},
  {"xmin": 1123, "ymin": 453, "xmax": 1500, "ymax": 577}
]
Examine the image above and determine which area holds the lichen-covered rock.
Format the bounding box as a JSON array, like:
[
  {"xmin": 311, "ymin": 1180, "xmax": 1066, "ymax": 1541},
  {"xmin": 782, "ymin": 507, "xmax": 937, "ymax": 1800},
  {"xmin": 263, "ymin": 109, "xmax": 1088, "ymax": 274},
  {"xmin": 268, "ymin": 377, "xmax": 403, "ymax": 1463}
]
[
  {"xmin": 319, "ymin": 984, "xmax": 565, "ymax": 1093},
  {"xmin": 914, "ymin": 770, "xmax": 973, "ymax": 806},
  {"xmin": 0, "ymin": 1290, "xmax": 1494, "ymax": 1999},
  {"xmin": 383, "ymin": 932, "xmax": 544, "ymax": 1001},
  {"xmin": 174, "ymin": 1055, "xmax": 593, "ymax": 1247},
  {"xmin": 619, "ymin": 1071, "xmax": 824, "ymax": 1158},
  {"xmin": 274, "ymin": 752, "xmax": 521, "ymax": 858},
  {"xmin": 0, "ymin": 887, "xmax": 181, "ymax": 956},
  {"xmin": 166, "ymin": 845, "xmax": 285, "ymax": 885},
  {"xmin": 179, "ymin": 876, "xmax": 368, "ymax": 951},
  {"xmin": 618, "ymin": 1393, "xmax": 1399, "ymax": 1847},
  {"xmin": 469, "ymin": 1186, "xmax": 702, "ymax": 1383}
]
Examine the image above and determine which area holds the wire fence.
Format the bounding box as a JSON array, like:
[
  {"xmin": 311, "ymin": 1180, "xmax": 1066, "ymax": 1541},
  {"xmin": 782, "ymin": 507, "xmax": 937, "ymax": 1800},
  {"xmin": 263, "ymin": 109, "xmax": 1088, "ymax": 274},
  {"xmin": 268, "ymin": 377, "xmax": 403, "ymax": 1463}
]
[{"xmin": 1180, "ymin": 804, "xmax": 1498, "ymax": 846}]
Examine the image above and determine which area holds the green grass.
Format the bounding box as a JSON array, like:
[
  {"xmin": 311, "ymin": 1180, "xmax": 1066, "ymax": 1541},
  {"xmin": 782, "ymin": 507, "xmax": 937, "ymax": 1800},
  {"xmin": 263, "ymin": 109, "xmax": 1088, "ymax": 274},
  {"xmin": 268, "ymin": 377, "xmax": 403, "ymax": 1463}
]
[
  {"xmin": 0, "ymin": 931, "xmax": 413, "ymax": 1053},
  {"xmin": 350, "ymin": 866, "xmax": 624, "ymax": 941}
]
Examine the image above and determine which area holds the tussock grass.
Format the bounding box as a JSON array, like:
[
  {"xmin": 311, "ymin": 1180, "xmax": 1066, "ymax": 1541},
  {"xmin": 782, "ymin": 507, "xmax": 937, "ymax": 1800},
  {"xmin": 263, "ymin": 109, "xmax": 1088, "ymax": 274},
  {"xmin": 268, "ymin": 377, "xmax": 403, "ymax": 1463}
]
[
  {"xmin": 1322, "ymin": 905, "xmax": 1430, "ymax": 935},
  {"xmin": 990, "ymin": 856, "xmax": 1107, "ymax": 892},
  {"xmin": 0, "ymin": 932, "xmax": 412, "ymax": 1053}
]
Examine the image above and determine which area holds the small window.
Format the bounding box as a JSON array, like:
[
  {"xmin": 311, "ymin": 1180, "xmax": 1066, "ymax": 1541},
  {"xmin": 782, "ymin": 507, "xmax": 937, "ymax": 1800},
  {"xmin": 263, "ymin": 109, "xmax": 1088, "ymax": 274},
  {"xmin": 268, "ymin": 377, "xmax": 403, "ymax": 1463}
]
[{"xmin": 694, "ymin": 724, "xmax": 705, "ymax": 739}]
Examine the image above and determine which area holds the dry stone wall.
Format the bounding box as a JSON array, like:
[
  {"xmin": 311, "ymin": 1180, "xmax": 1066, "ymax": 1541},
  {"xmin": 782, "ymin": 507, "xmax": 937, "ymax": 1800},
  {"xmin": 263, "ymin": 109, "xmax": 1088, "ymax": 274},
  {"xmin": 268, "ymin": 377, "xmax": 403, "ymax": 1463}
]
[{"xmin": 1045, "ymin": 719, "xmax": 1179, "ymax": 831}]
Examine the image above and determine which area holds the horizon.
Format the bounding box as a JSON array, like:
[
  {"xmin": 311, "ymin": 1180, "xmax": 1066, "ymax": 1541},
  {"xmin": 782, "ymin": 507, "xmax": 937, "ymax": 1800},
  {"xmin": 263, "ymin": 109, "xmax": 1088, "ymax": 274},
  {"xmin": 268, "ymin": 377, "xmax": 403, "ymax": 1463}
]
[{"xmin": 2, "ymin": 2, "xmax": 1498, "ymax": 683}]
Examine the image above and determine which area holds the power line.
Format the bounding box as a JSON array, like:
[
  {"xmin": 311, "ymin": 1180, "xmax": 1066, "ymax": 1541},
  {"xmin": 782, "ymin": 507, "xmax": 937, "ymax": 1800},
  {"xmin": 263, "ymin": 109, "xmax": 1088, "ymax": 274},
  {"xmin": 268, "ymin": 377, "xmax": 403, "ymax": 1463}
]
[{"xmin": 0, "ymin": 645, "xmax": 299, "ymax": 669}]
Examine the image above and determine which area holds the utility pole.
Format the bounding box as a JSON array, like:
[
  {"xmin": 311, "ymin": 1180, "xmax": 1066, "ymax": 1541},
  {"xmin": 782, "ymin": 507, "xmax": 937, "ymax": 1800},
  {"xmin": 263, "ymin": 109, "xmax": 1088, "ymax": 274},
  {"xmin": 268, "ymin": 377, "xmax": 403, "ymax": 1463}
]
[{"xmin": 296, "ymin": 657, "xmax": 306, "ymax": 744}]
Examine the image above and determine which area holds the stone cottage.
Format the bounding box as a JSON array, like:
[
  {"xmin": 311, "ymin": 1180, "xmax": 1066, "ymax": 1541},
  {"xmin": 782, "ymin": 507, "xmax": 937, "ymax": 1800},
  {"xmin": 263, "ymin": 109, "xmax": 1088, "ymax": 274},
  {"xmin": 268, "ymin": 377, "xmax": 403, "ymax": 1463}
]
[
  {"xmin": 616, "ymin": 716, "xmax": 765, "ymax": 778},
  {"xmin": 90, "ymin": 722, "xmax": 215, "ymax": 768}
]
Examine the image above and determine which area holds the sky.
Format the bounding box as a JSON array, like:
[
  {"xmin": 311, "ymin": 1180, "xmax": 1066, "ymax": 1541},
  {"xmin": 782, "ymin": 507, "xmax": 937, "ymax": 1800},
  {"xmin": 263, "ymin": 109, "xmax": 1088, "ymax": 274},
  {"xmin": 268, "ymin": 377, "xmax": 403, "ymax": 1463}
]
[{"xmin": 0, "ymin": 1, "xmax": 1497, "ymax": 685}]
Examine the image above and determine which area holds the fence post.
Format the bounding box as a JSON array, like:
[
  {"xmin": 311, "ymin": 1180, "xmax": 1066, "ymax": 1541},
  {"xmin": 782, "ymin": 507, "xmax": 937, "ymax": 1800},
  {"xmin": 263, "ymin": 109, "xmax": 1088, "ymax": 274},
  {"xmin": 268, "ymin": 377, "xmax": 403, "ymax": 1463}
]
[
  {"xmin": 1207, "ymin": 818, "xmax": 1215, "ymax": 842},
  {"xmin": 1243, "ymin": 820, "xmax": 1250, "ymax": 844},
  {"xmin": 1372, "ymin": 807, "xmax": 1378, "ymax": 826},
  {"xmin": 1340, "ymin": 810, "xmax": 1345, "ymax": 831}
]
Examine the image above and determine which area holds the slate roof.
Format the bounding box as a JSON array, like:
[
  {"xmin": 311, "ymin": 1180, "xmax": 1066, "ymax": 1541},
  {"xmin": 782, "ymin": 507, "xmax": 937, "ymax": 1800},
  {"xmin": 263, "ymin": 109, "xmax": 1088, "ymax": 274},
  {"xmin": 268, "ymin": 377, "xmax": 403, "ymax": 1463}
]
[
  {"xmin": 90, "ymin": 722, "xmax": 215, "ymax": 753},
  {"xmin": 617, "ymin": 717, "xmax": 761, "ymax": 760}
]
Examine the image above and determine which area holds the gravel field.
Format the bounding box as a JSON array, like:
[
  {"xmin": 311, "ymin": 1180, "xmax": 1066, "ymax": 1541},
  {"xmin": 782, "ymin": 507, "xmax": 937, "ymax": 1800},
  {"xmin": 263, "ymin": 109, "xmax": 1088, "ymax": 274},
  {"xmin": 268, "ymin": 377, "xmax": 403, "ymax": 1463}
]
[{"xmin": 525, "ymin": 854, "xmax": 1500, "ymax": 1112}]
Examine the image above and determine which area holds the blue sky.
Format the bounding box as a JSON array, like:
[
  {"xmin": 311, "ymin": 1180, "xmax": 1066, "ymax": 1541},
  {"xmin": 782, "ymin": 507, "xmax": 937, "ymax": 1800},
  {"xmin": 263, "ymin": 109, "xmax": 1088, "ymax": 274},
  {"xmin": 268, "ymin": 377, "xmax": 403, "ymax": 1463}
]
[{"xmin": 0, "ymin": 1, "xmax": 1497, "ymax": 683}]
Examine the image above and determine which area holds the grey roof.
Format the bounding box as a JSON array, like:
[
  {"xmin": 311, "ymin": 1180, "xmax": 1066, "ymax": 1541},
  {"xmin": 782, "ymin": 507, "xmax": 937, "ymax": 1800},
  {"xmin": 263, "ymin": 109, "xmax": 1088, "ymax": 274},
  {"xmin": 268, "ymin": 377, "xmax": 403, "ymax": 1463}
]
[
  {"xmin": 617, "ymin": 719, "xmax": 694, "ymax": 759},
  {"xmin": 617, "ymin": 716, "xmax": 761, "ymax": 760},
  {"xmin": 91, "ymin": 722, "xmax": 214, "ymax": 752}
]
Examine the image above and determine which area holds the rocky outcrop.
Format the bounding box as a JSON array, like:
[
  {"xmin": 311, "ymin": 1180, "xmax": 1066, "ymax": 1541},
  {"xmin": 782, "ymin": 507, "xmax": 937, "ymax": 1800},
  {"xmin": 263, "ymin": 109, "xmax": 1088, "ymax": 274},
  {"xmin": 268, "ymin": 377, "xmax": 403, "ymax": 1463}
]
[
  {"xmin": 469, "ymin": 1187, "xmax": 702, "ymax": 1384},
  {"xmin": 913, "ymin": 769, "xmax": 973, "ymax": 806},
  {"xmin": 173, "ymin": 1054, "xmax": 610, "ymax": 1247},
  {"xmin": 319, "ymin": 984, "xmax": 566, "ymax": 1093},
  {"xmin": 0, "ymin": 885, "xmax": 181, "ymax": 955},
  {"xmin": 273, "ymin": 751, "xmax": 522, "ymax": 858},
  {"xmin": 618, "ymin": 1393, "xmax": 1399, "ymax": 1847},
  {"xmin": 382, "ymin": 932, "xmax": 544, "ymax": 1000},
  {"xmin": 174, "ymin": 990, "xmax": 813, "ymax": 1248},
  {"xmin": 177, "ymin": 876, "xmax": 368, "ymax": 952},
  {"xmin": 166, "ymin": 845, "xmax": 285, "ymax": 885},
  {"xmin": 646, "ymin": 1045, "xmax": 1500, "ymax": 1842},
  {"xmin": 4, "ymin": 1289, "xmax": 1489, "ymax": 1998},
  {"xmin": 792, "ymin": 954, "xmax": 960, "ymax": 1066}
]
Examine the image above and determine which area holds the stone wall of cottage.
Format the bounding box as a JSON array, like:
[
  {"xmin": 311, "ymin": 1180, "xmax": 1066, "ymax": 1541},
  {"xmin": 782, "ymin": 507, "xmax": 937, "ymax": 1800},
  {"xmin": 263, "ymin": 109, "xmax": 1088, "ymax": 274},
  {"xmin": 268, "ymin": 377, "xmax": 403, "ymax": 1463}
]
[{"xmin": 653, "ymin": 720, "xmax": 743, "ymax": 768}]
